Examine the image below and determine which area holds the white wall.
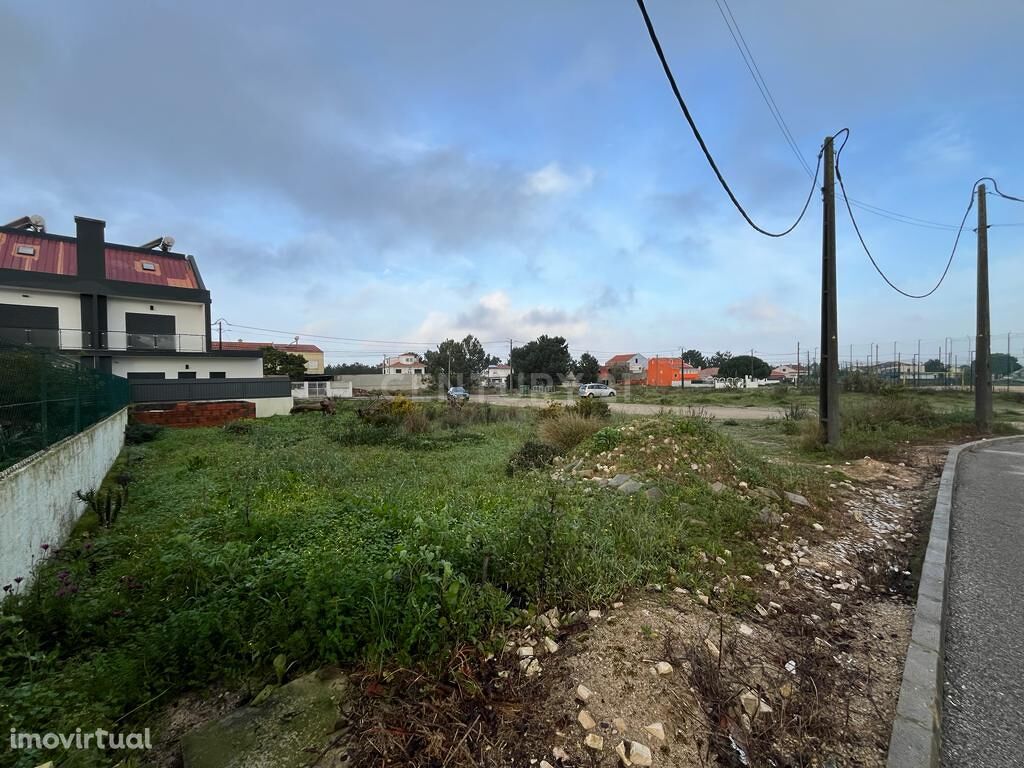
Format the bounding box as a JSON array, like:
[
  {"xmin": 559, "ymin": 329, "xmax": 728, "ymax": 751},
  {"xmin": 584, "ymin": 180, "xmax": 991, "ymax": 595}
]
[
  {"xmin": 0, "ymin": 286, "xmax": 83, "ymax": 347},
  {"xmin": 0, "ymin": 408, "xmax": 127, "ymax": 593},
  {"xmin": 106, "ymin": 296, "xmax": 207, "ymax": 352},
  {"xmin": 111, "ymin": 355, "xmax": 263, "ymax": 379},
  {"xmin": 252, "ymin": 396, "xmax": 294, "ymax": 417},
  {"xmin": 336, "ymin": 373, "xmax": 426, "ymax": 391}
]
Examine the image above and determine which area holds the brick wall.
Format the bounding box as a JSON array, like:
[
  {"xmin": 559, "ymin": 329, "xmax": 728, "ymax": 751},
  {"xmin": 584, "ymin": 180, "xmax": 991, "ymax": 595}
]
[{"xmin": 132, "ymin": 400, "xmax": 256, "ymax": 428}]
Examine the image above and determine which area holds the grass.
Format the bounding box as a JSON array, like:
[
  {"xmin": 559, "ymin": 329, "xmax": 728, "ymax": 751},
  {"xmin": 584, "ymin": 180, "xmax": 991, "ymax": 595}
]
[{"xmin": 0, "ymin": 402, "xmax": 811, "ymax": 768}]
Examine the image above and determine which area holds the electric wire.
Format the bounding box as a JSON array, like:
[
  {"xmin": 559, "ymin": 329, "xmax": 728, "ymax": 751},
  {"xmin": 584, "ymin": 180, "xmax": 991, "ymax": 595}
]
[
  {"xmin": 634, "ymin": 0, "xmax": 822, "ymax": 237},
  {"xmin": 834, "ymin": 128, "xmax": 976, "ymax": 299}
]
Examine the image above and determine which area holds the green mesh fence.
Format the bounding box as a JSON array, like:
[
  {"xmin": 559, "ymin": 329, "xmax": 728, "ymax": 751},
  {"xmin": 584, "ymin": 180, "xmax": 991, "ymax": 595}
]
[{"xmin": 0, "ymin": 346, "xmax": 130, "ymax": 471}]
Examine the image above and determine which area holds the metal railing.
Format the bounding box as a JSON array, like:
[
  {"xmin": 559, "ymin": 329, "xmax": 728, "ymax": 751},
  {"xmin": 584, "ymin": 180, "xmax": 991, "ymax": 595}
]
[
  {"xmin": 0, "ymin": 327, "xmax": 207, "ymax": 353},
  {"xmin": 0, "ymin": 345, "xmax": 130, "ymax": 471}
]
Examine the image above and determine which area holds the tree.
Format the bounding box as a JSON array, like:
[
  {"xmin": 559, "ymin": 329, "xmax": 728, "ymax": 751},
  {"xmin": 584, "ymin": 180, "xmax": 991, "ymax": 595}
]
[
  {"xmin": 262, "ymin": 346, "xmax": 308, "ymax": 380},
  {"xmin": 718, "ymin": 355, "xmax": 771, "ymax": 379},
  {"xmin": 680, "ymin": 349, "xmax": 706, "ymax": 369},
  {"xmin": 607, "ymin": 362, "xmax": 631, "ymax": 384},
  {"xmin": 707, "ymin": 350, "xmax": 733, "ymax": 367},
  {"xmin": 966, "ymin": 353, "xmax": 1021, "ymax": 379},
  {"xmin": 423, "ymin": 335, "xmax": 496, "ymax": 387},
  {"xmin": 510, "ymin": 335, "xmax": 571, "ymax": 385},
  {"xmin": 923, "ymin": 358, "xmax": 945, "ymax": 372},
  {"xmin": 576, "ymin": 352, "xmax": 600, "ymax": 384},
  {"xmin": 324, "ymin": 362, "xmax": 382, "ymax": 375}
]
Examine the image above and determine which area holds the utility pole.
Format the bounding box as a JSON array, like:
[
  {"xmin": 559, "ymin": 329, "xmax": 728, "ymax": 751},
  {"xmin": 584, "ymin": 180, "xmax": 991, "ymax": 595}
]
[
  {"xmin": 819, "ymin": 135, "xmax": 840, "ymax": 445},
  {"xmin": 1008, "ymin": 332, "xmax": 1013, "ymax": 393},
  {"xmin": 796, "ymin": 341, "xmax": 800, "ymax": 386},
  {"xmin": 509, "ymin": 338, "xmax": 514, "ymax": 391},
  {"xmin": 217, "ymin": 319, "xmax": 223, "ymax": 350},
  {"xmin": 917, "ymin": 339, "xmax": 921, "ymax": 389},
  {"xmin": 680, "ymin": 346, "xmax": 685, "ymax": 389},
  {"xmin": 975, "ymin": 183, "xmax": 992, "ymax": 430}
]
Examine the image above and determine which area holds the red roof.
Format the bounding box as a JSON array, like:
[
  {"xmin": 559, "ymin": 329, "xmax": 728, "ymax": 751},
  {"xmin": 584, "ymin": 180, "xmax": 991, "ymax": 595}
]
[
  {"xmin": 0, "ymin": 230, "xmax": 199, "ymax": 288},
  {"xmin": 214, "ymin": 341, "xmax": 323, "ymax": 354},
  {"xmin": 606, "ymin": 353, "xmax": 640, "ymax": 366}
]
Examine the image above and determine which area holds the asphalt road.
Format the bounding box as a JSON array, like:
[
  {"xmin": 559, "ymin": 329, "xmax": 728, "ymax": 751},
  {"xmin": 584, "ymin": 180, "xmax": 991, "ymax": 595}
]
[
  {"xmin": 460, "ymin": 393, "xmax": 783, "ymax": 421},
  {"xmin": 942, "ymin": 437, "xmax": 1024, "ymax": 767}
]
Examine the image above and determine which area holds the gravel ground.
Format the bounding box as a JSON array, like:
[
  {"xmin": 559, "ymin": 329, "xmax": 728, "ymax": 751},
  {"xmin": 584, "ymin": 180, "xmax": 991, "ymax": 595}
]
[
  {"xmin": 453, "ymin": 393, "xmax": 784, "ymax": 421},
  {"xmin": 943, "ymin": 437, "xmax": 1024, "ymax": 767}
]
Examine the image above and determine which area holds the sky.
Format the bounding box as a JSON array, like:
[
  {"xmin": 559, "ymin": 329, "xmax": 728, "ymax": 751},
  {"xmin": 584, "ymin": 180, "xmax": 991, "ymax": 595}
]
[{"xmin": 3, "ymin": 0, "xmax": 1023, "ymax": 367}]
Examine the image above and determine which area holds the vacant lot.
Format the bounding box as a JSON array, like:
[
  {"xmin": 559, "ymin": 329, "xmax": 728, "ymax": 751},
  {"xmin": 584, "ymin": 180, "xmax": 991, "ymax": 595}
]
[{"xmin": 1, "ymin": 401, "xmax": 820, "ymax": 767}]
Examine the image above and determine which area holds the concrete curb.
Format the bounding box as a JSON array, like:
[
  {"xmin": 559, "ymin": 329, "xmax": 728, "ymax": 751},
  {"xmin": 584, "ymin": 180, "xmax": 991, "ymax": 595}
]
[{"xmin": 886, "ymin": 435, "xmax": 1022, "ymax": 768}]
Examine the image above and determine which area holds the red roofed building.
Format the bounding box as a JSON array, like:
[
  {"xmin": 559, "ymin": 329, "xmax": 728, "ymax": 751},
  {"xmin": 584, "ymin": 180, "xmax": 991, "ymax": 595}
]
[
  {"xmin": 0, "ymin": 215, "xmax": 263, "ymax": 379},
  {"xmin": 213, "ymin": 341, "xmax": 325, "ymax": 373}
]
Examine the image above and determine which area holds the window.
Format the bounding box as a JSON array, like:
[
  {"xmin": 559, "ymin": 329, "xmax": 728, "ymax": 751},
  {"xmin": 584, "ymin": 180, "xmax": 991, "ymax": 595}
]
[
  {"xmin": 0, "ymin": 304, "xmax": 59, "ymax": 348},
  {"xmin": 125, "ymin": 312, "xmax": 176, "ymax": 350},
  {"xmin": 209, "ymin": 372, "xmax": 227, "ymax": 379},
  {"xmin": 126, "ymin": 372, "xmax": 165, "ymax": 380},
  {"xmin": 308, "ymin": 381, "xmax": 327, "ymax": 398},
  {"xmin": 15, "ymin": 245, "xmax": 37, "ymax": 257},
  {"xmin": 395, "ymin": 368, "xmax": 402, "ymax": 373},
  {"xmin": 141, "ymin": 261, "xmax": 157, "ymax": 271},
  {"xmin": 177, "ymin": 372, "xmax": 197, "ymax": 379}
]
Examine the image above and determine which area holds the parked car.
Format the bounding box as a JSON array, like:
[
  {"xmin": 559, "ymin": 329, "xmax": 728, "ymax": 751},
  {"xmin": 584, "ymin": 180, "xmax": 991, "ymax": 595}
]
[
  {"xmin": 447, "ymin": 386, "xmax": 470, "ymax": 402},
  {"xmin": 578, "ymin": 383, "xmax": 616, "ymax": 398}
]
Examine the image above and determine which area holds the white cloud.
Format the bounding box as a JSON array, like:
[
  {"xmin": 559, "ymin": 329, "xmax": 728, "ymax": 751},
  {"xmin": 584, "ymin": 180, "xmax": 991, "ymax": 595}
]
[{"xmin": 523, "ymin": 162, "xmax": 595, "ymax": 196}]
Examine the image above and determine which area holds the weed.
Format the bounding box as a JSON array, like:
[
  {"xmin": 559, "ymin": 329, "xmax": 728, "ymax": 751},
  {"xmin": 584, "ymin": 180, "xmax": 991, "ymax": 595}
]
[
  {"xmin": 507, "ymin": 441, "xmax": 558, "ymax": 476},
  {"xmin": 570, "ymin": 397, "xmax": 611, "ymax": 420},
  {"xmin": 537, "ymin": 412, "xmax": 602, "ymax": 451},
  {"xmin": 124, "ymin": 420, "xmax": 163, "ymax": 445},
  {"xmin": 75, "ymin": 488, "xmax": 124, "ymax": 528}
]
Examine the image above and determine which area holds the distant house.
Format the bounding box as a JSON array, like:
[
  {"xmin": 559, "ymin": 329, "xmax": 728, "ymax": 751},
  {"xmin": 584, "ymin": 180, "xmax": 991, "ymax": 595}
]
[
  {"xmin": 646, "ymin": 357, "xmax": 699, "ymax": 387},
  {"xmin": 605, "ymin": 353, "xmax": 648, "ymax": 374},
  {"xmin": 482, "ymin": 363, "xmax": 511, "ymax": 388},
  {"xmin": 698, "ymin": 367, "xmax": 720, "ymax": 381},
  {"xmin": 384, "ymin": 352, "xmax": 425, "ymax": 375},
  {"xmin": 769, "ymin": 364, "xmax": 804, "ymax": 382},
  {"xmin": 214, "ymin": 341, "xmax": 325, "ymax": 374}
]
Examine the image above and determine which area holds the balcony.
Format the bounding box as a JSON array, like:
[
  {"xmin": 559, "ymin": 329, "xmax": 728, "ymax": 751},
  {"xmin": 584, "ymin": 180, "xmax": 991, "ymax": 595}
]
[{"xmin": 0, "ymin": 327, "xmax": 207, "ymax": 353}]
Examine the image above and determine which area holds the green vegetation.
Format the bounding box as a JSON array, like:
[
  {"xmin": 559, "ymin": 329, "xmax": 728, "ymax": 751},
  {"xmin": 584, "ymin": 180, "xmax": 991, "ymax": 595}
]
[{"xmin": 0, "ymin": 401, "xmax": 807, "ymax": 768}]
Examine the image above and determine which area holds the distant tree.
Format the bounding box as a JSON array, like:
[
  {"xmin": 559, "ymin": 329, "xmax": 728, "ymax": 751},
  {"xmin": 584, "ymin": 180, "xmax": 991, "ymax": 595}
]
[
  {"xmin": 718, "ymin": 355, "xmax": 771, "ymax": 379},
  {"xmin": 510, "ymin": 335, "xmax": 572, "ymax": 384},
  {"xmin": 680, "ymin": 349, "xmax": 706, "ymax": 369},
  {"xmin": 608, "ymin": 362, "xmax": 631, "ymax": 384},
  {"xmin": 262, "ymin": 346, "xmax": 308, "ymax": 380},
  {"xmin": 923, "ymin": 358, "xmax": 945, "ymax": 372},
  {"xmin": 576, "ymin": 352, "xmax": 600, "ymax": 384},
  {"xmin": 966, "ymin": 353, "xmax": 1021, "ymax": 379},
  {"xmin": 423, "ymin": 335, "xmax": 495, "ymax": 387},
  {"xmin": 707, "ymin": 350, "xmax": 733, "ymax": 367},
  {"xmin": 324, "ymin": 362, "xmax": 382, "ymax": 375}
]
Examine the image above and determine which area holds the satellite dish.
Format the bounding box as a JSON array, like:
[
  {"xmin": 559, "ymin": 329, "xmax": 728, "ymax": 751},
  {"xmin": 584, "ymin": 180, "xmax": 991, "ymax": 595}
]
[
  {"xmin": 161, "ymin": 236, "xmax": 175, "ymax": 251},
  {"xmin": 29, "ymin": 215, "xmax": 46, "ymax": 232}
]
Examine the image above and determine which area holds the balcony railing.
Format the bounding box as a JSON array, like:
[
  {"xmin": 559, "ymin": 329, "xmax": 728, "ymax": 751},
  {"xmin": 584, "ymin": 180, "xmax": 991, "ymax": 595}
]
[{"xmin": 0, "ymin": 327, "xmax": 207, "ymax": 353}]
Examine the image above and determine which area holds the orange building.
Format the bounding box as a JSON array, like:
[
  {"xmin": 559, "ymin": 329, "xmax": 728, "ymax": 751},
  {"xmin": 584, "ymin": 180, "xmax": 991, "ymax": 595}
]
[{"xmin": 646, "ymin": 357, "xmax": 699, "ymax": 387}]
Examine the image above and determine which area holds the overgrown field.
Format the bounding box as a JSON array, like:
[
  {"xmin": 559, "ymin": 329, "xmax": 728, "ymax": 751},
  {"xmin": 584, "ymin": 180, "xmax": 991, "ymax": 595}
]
[{"xmin": 2, "ymin": 401, "xmax": 821, "ymax": 767}]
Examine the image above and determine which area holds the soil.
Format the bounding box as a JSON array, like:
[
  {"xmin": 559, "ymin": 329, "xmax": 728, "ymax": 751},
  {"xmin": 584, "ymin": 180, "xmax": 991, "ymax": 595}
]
[{"xmin": 143, "ymin": 449, "xmax": 944, "ymax": 768}]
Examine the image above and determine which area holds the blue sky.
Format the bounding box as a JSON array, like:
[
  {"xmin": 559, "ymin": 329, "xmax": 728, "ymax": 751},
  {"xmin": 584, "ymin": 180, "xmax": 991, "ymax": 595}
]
[{"xmin": 3, "ymin": 0, "xmax": 1022, "ymax": 367}]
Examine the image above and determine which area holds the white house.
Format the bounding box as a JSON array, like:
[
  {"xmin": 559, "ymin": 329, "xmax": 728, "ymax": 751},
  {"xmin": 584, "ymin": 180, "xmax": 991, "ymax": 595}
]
[
  {"xmin": 0, "ymin": 215, "xmax": 263, "ymax": 379},
  {"xmin": 482, "ymin": 363, "xmax": 511, "ymax": 388},
  {"xmin": 383, "ymin": 352, "xmax": 425, "ymax": 375},
  {"xmin": 605, "ymin": 353, "xmax": 649, "ymax": 375}
]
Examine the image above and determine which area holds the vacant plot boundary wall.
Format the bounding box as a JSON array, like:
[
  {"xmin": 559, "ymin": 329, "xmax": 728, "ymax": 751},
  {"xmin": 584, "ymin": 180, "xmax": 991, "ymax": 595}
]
[{"xmin": 0, "ymin": 407, "xmax": 128, "ymax": 591}]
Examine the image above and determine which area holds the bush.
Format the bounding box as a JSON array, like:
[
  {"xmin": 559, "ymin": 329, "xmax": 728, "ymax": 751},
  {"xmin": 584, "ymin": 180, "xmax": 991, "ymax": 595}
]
[
  {"xmin": 357, "ymin": 396, "xmax": 415, "ymax": 427},
  {"xmin": 402, "ymin": 409, "xmax": 431, "ymax": 435},
  {"xmin": 506, "ymin": 440, "xmax": 559, "ymax": 475},
  {"xmin": 536, "ymin": 402, "xmax": 565, "ymax": 421},
  {"xmin": 124, "ymin": 421, "xmax": 163, "ymax": 445},
  {"xmin": 538, "ymin": 412, "xmax": 602, "ymax": 452},
  {"xmin": 570, "ymin": 397, "xmax": 610, "ymax": 420},
  {"xmin": 588, "ymin": 426, "xmax": 621, "ymax": 452}
]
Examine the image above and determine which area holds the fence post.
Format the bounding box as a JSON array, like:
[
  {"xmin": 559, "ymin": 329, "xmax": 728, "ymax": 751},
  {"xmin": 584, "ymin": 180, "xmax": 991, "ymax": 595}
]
[
  {"xmin": 73, "ymin": 361, "xmax": 82, "ymax": 433},
  {"xmin": 39, "ymin": 351, "xmax": 49, "ymax": 449}
]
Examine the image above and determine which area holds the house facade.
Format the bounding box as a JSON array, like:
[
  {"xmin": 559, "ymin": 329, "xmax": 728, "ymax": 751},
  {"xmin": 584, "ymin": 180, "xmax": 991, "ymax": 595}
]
[
  {"xmin": 646, "ymin": 357, "xmax": 699, "ymax": 387},
  {"xmin": 384, "ymin": 353, "xmax": 425, "ymax": 375},
  {"xmin": 482, "ymin": 363, "xmax": 511, "ymax": 388},
  {"xmin": 769, "ymin": 364, "xmax": 805, "ymax": 382},
  {"xmin": 0, "ymin": 215, "xmax": 261, "ymax": 379},
  {"xmin": 605, "ymin": 353, "xmax": 648, "ymax": 374}
]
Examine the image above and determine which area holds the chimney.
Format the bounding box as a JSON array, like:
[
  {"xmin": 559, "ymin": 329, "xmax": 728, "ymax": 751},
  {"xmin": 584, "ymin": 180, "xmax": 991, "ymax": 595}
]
[{"xmin": 75, "ymin": 216, "xmax": 106, "ymax": 280}]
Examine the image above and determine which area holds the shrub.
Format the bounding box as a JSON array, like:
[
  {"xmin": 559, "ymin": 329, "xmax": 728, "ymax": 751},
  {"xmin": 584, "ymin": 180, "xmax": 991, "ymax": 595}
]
[
  {"xmin": 588, "ymin": 426, "xmax": 621, "ymax": 452},
  {"xmin": 124, "ymin": 421, "xmax": 163, "ymax": 445},
  {"xmin": 570, "ymin": 397, "xmax": 610, "ymax": 420},
  {"xmin": 357, "ymin": 396, "xmax": 415, "ymax": 427},
  {"xmin": 507, "ymin": 441, "xmax": 559, "ymax": 475},
  {"xmin": 536, "ymin": 402, "xmax": 565, "ymax": 421},
  {"xmin": 538, "ymin": 412, "xmax": 602, "ymax": 452},
  {"xmin": 402, "ymin": 409, "xmax": 431, "ymax": 435},
  {"xmin": 222, "ymin": 420, "xmax": 253, "ymax": 436}
]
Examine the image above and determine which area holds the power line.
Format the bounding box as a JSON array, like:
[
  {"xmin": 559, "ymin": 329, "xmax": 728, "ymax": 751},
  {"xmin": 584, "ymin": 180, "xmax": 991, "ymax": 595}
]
[
  {"xmin": 834, "ymin": 129, "xmax": 977, "ymax": 299},
  {"xmin": 634, "ymin": 0, "xmax": 822, "ymax": 238},
  {"xmin": 216, "ymin": 320, "xmax": 510, "ymax": 348}
]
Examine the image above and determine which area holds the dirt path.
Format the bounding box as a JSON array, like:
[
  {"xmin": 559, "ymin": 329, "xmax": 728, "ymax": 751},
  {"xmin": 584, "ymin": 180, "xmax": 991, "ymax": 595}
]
[{"xmin": 463, "ymin": 394, "xmax": 784, "ymax": 421}]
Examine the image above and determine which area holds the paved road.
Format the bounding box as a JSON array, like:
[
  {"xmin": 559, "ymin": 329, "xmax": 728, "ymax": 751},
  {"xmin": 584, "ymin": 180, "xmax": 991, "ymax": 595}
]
[
  {"xmin": 461, "ymin": 394, "xmax": 783, "ymax": 421},
  {"xmin": 943, "ymin": 437, "xmax": 1024, "ymax": 767}
]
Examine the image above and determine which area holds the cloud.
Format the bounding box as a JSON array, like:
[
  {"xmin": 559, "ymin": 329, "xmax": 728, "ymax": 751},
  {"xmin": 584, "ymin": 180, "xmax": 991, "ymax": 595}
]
[
  {"xmin": 416, "ymin": 290, "xmax": 589, "ymax": 344},
  {"xmin": 524, "ymin": 162, "xmax": 596, "ymax": 196},
  {"xmin": 907, "ymin": 121, "xmax": 974, "ymax": 172},
  {"xmin": 725, "ymin": 296, "xmax": 803, "ymax": 333}
]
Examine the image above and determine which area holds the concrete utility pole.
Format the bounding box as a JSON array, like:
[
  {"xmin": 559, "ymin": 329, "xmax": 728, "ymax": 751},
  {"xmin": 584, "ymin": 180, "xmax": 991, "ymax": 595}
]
[
  {"xmin": 819, "ymin": 135, "xmax": 840, "ymax": 445},
  {"xmin": 796, "ymin": 341, "xmax": 800, "ymax": 386},
  {"xmin": 680, "ymin": 346, "xmax": 685, "ymax": 389},
  {"xmin": 975, "ymin": 184, "xmax": 992, "ymax": 431},
  {"xmin": 509, "ymin": 338, "xmax": 514, "ymax": 391}
]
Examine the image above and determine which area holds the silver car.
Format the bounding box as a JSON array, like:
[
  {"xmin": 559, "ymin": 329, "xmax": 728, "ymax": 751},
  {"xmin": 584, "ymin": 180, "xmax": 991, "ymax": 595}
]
[{"xmin": 578, "ymin": 383, "xmax": 616, "ymax": 398}]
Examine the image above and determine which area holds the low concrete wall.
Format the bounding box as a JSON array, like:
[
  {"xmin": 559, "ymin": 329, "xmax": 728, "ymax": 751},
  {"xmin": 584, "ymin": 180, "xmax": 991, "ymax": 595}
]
[
  {"xmin": 253, "ymin": 396, "xmax": 295, "ymax": 417},
  {"xmin": 0, "ymin": 408, "xmax": 128, "ymax": 591},
  {"xmin": 336, "ymin": 373, "xmax": 426, "ymax": 392}
]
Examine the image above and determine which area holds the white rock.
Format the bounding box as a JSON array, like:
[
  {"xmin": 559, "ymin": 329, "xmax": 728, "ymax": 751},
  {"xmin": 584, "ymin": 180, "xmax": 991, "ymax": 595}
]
[
  {"xmin": 576, "ymin": 683, "xmax": 593, "ymax": 703},
  {"xmin": 518, "ymin": 646, "xmax": 535, "ymax": 658},
  {"xmin": 784, "ymin": 659, "xmax": 797, "ymax": 674},
  {"xmin": 739, "ymin": 688, "xmax": 772, "ymax": 717},
  {"xmin": 578, "ymin": 709, "xmax": 597, "ymax": 730},
  {"xmin": 643, "ymin": 722, "xmax": 666, "ymax": 742},
  {"xmin": 654, "ymin": 661, "xmax": 674, "ymax": 675},
  {"xmin": 715, "ymin": 556, "xmax": 727, "ymax": 566},
  {"xmin": 540, "ymin": 761, "xmax": 555, "ymax": 768},
  {"xmin": 830, "ymin": 602, "xmax": 843, "ymax": 614},
  {"xmin": 738, "ymin": 481, "xmax": 749, "ymax": 490},
  {"xmin": 552, "ymin": 747, "xmax": 570, "ymax": 762},
  {"xmin": 738, "ymin": 623, "xmax": 754, "ymax": 637},
  {"xmin": 612, "ymin": 601, "xmax": 624, "ymax": 609},
  {"xmin": 588, "ymin": 609, "xmax": 602, "ymax": 619},
  {"xmin": 584, "ymin": 733, "xmax": 604, "ymax": 751},
  {"xmin": 544, "ymin": 637, "xmax": 559, "ymax": 654},
  {"xmin": 525, "ymin": 658, "xmax": 542, "ymax": 676},
  {"xmin": 812, "ymin": 523, "xmax": 825, "ymax": 532}
]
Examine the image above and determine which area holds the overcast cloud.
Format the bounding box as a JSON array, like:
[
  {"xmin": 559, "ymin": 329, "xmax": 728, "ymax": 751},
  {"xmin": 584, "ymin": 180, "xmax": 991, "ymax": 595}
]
[{"xmin": 3, "ymin": 0, "xmax": 1022, "ymax": 365}]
